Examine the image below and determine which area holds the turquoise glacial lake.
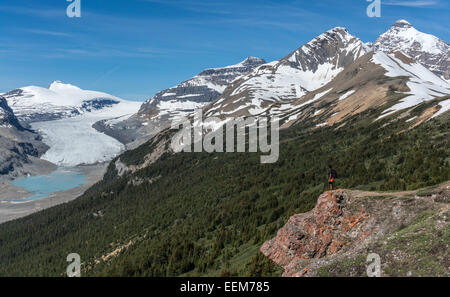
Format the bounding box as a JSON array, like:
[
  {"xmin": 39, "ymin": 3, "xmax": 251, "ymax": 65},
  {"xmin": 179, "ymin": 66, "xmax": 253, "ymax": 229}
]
[{"xmin": 12, "ymin": 168, "xmax": 87, "ymax": 201}]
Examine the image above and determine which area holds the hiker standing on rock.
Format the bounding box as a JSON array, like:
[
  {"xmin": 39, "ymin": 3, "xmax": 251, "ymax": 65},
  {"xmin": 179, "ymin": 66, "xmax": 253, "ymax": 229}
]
[{"xmin": 328, "ymin": 165, "xmax": 337, "ymax": 191}]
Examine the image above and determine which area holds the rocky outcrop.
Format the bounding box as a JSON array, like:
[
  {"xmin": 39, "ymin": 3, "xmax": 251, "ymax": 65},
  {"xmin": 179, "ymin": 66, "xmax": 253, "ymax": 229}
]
[
  {"xmin": 113, "ymin": 127, "xmax": 175, "ymax": 176},
  {"xmin": 0, "ymin": 96, "xmax": 24, "ymax": 130},
  {"xmin": 261, "ymin": 189, "xmax": 444, "ymax": 276}
]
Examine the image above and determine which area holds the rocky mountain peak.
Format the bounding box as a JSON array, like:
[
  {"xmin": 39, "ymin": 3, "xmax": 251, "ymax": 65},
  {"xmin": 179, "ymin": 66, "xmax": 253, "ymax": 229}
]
[
  {"xmin": 241, "ymin": 56, "xmax": 266, "ymax": 66},
  {"xmin": 374, "ymin": 19, "xmax": 449, "ymax": 80},
  {"xmin": 375, "ymin": 19, "xmax": 446, "ymax": 54},
  {"xmin": 202, "ymin": 27, "xmax": 367, "ymax": 119},
  {"xmin": 285, "ymin": 27, "xmax": 366, "ymax": 72},
  {"xmin": 303, "ymin": 27, "xmax": 354, "ymax": 49},
  {"xmin": 201, "ymin": 56, "xmax": 266, "ymax": 74},
  {"xmin": 144, "ymin": 56, "xmax": 266, "ymax": 107},
  {"xmin": 392, "ymin": 19, "xmax": 412, "ymax": 29},
  {"xmin": 363, "ymin": 42, "xmax": 374, "ymax": 51}
]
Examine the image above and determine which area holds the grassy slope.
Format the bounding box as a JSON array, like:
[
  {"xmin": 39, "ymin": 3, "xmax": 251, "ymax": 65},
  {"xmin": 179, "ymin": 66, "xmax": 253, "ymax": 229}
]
[{"xmin": 0, "ymin": 103, "xmax": 448, "ymax": 277}]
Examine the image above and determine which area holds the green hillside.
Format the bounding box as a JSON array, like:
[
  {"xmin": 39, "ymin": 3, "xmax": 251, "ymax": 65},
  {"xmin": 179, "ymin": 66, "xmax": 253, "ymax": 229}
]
[{"xmin": 0, "ymin": 104, "xmax": 448, "ymax": 277}]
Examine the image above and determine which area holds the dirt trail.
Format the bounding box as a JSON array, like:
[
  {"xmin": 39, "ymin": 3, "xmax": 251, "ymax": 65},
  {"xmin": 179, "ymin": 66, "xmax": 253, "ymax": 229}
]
[{"xmin": 344, "ymin": 181, "xmax": 450, "ymax": 199}]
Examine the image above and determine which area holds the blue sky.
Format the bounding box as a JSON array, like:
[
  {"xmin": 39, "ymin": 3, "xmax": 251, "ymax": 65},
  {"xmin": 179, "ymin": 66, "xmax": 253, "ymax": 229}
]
[{"xmin": 0, "ymin": 0, "xmax": 448, "ymax": 101}]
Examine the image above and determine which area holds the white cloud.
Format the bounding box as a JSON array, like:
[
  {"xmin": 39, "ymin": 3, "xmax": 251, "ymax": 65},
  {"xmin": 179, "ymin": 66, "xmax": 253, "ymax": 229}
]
[
  {"xmin": 23, "ymin": 29, "xmax": 72, "ymax": 37},
  {"xmin": 383, "ymin": 1, "xmax": 440, "ymax": 7}
]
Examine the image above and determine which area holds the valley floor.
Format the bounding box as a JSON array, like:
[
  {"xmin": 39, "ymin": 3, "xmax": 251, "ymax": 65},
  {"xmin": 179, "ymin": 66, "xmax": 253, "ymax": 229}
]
[{"xmin": 0, "ymin": 163, "xmax": 107, "ymax": 224}]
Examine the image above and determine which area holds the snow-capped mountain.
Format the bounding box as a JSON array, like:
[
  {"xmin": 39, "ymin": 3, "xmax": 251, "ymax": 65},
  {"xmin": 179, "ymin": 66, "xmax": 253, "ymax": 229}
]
[
  {"xmin": 274, "ymin": 50, "xmax": 450, "ymax": 129},
  {"xmin": 95, "ymin": 57, "xmax": 266, "ymax": 145},
  {"xmin": 205, "ymin": 27, "xmax": 367, "ymax": 118},
  {"xmin": 138, "ymin": 56, "xmax": 266, "ymax": 120},
  {"xmin": 2, "ymin": 81, "xmax": 125, "ymax": 124},
  {"xmin": 374, "ymin": 20, "xmax": 450, "ymax": 81},
  {"xmin": 99, "ymin": 21, "xmax": 449, "ymax": 149},
  {"xmin": 2, "ymin": 81, "xmax": 142, "ymax": 166}
]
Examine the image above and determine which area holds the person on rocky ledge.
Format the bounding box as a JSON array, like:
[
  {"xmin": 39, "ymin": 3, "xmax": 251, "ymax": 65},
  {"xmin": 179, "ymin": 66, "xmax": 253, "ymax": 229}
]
[{"xmin": 328, "ymin": 165, "xmax": 337, "ymax": 191}]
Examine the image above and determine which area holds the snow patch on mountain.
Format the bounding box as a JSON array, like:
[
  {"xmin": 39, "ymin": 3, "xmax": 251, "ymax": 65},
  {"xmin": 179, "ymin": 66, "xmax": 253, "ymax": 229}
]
[
  {"xmin": 312, "ymin": 88, "xmax": 333, "ymax": 101},
  {"xmin": 339, "ymin": 90, "xmax": 355, "ymax": 101},
  {"xmin": 431, "ymin": 99, "xmax": 450, "ymax": 119},
  {"xmin": 372, "ymin": 51, "xmax": 450, "ymax": 119}
]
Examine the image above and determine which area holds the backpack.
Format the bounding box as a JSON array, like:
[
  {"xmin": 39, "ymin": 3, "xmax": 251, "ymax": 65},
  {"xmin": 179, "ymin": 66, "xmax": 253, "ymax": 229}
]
[{"xmin": 331, "ymin": 169, "xmax": 337, "ymax": 179}]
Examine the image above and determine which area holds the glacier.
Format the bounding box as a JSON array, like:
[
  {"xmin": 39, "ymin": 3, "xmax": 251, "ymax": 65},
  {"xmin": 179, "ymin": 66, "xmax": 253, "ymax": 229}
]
[{"xmin": 32, "ymin": 101, "xmax": 141, "ymax": 166}]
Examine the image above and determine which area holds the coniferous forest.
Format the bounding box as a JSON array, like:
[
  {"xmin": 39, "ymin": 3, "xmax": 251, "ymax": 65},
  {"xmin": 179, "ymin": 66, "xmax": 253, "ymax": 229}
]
[{"xmin": 0, "ymin": 105, "xmax": 448, "ymax": 277}]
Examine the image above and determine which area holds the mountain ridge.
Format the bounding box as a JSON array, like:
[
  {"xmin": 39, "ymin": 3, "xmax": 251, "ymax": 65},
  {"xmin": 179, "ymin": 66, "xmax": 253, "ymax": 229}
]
[
  {"xmin": 274, "ymin": 50, "xmax": 450, "ymax": 129},
  {"xmin": 94, "ymin": 56, "xmax": 266, "ymax": 146},
  {"xmin": 72, "ymin": 20, "xmax": 450, "ymax": 148},
  {"xmin": 204, "ymin": 27, "xmax": 367, "ymax": 118}
]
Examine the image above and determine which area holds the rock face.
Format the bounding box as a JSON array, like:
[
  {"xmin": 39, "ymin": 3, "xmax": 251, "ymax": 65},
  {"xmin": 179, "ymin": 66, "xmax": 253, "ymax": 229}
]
[
  {"xmin": 374, "ymin": 20, "xmax": 450, "ymax": 81},
  {"xmin": 261, "ymin": 190, "xmax": 375, "ymax": 276},
  {"xmin": 0, "ymin": 96, "xmax": 24, "ymax": 130},
  {"xmin": 0, "ymin": 96, "xmax": 52, "ymax": 178},
  {"xmin": 260, "ymin": 189, "xmax": 438, "ymax": 277}
]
